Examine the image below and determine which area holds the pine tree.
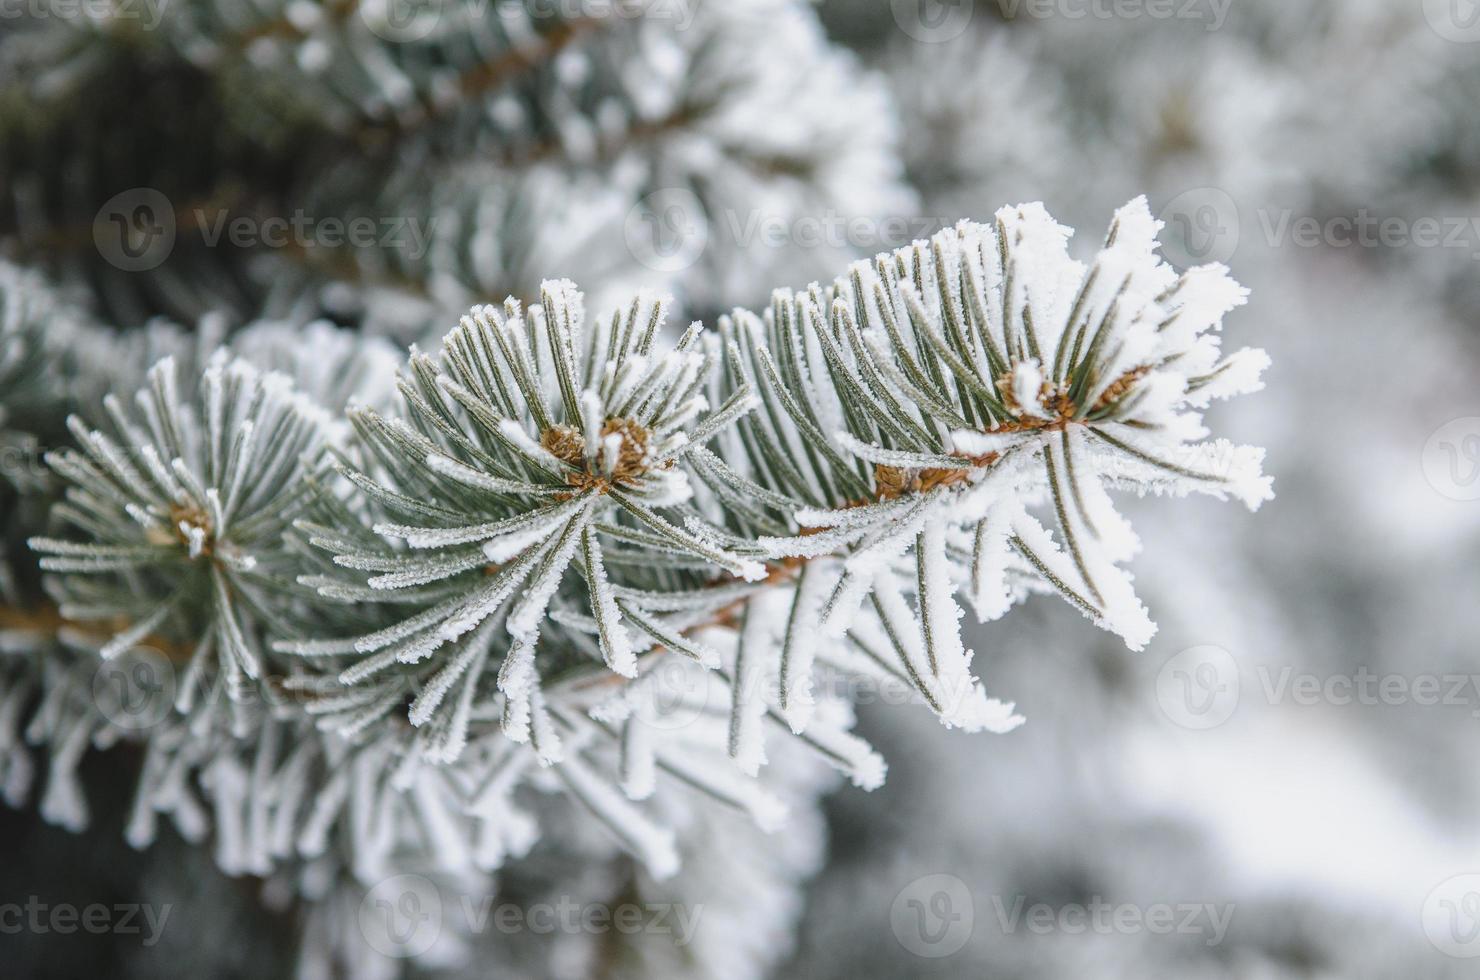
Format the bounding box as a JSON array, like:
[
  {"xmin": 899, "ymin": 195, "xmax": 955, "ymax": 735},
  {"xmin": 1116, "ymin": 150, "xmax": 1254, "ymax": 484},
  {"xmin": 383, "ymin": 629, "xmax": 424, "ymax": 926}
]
[{"xmin": 0, "ymin": 3, "xmax": 1271, "ymax": 976}]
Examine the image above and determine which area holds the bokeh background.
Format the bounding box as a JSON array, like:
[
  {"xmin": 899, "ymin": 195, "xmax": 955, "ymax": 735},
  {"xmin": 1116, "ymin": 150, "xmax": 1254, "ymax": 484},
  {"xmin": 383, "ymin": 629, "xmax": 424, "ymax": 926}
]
[
  {"xmin": 788, "ymin": 2, "xmax": 1480, "ymax": 977},
  {"xmin": 3, "ymin": 1, "xmax": 1480, "ymax": 977}
]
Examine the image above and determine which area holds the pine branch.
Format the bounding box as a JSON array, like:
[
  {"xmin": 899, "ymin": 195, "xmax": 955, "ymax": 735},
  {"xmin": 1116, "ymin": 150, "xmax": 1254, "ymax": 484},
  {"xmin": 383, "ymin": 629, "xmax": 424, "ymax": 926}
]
[{"xmin": 0, "ymin": 195, "xmax": 1272, "ymax": 893}]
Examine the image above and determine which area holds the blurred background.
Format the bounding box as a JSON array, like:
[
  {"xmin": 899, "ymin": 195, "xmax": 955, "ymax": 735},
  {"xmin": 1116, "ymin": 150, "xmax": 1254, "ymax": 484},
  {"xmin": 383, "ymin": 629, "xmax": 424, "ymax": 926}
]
[
  {"xmin": 3, "ymin": 0, "xmax": 1480, "ymax": 977},
  {"xmin": 788, "ymin": 3, "xmax": 1480, "ymax": 978}
]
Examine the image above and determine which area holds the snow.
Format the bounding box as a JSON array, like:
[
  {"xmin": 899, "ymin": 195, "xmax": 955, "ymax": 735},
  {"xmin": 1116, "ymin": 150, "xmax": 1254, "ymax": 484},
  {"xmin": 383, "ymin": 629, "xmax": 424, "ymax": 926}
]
[
  {"xmin": 557, "ymin": 751, "xmax": 680, "ymax": 880},
  {"xmin": 778, "ymin": 564, "xmax": 829, "ymax": 734},
  {"xmin": 728, "ymin": 592, "xmax": 781, "ymax": 777}
]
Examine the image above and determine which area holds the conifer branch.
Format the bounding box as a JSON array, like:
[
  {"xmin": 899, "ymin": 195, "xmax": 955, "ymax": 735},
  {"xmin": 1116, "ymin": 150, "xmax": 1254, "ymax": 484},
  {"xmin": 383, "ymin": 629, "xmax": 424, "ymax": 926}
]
[{"xmin": 0, "ymin": 198, "xmax": 1269, "ymax": 892}]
